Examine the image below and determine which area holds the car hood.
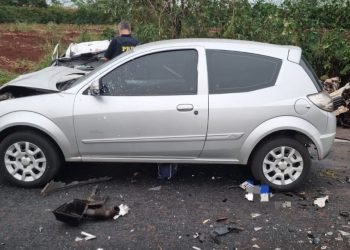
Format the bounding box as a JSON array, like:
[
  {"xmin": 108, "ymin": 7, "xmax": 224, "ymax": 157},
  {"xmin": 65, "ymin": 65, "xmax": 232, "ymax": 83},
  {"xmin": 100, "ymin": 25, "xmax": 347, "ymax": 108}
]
[{"xmin": 2, "ymin": 66, "xmax": 87, "ymax": 92}]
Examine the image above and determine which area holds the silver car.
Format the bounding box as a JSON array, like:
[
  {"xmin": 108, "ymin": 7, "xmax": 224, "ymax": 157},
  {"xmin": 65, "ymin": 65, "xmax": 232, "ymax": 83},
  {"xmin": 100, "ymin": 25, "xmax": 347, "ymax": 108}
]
[{"xmin": 0, "ymin": 39, "xmax": 336, "ymax": 190}]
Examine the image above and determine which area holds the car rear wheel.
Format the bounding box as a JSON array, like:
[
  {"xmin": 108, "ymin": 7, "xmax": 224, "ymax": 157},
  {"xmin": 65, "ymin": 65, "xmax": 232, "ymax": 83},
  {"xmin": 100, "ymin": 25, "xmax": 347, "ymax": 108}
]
[
  {"xmin": 0, "ymin": 131, "xmax": 61, "ymax": 187},
  {"xmin": 251, "ymin": 137, "xmax": 311, "ymax": 191}
]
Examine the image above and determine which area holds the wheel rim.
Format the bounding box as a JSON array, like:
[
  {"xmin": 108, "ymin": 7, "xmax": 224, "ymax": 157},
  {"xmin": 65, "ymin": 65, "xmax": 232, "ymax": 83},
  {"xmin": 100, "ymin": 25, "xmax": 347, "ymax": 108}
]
[
  {"xmin": 4, "ymin": 141, "xmax": 47, "ymax": 182},
  {"xmin": 262, "ymin": 146, "xmax": 303, "ymax": 186}
]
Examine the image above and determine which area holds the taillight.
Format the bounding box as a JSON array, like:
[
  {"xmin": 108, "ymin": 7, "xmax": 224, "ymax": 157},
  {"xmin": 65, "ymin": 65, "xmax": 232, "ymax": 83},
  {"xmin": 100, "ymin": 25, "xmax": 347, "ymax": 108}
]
[{"xmin": 307, "ymin": 91, "xmax": 333, "ymax": 112}]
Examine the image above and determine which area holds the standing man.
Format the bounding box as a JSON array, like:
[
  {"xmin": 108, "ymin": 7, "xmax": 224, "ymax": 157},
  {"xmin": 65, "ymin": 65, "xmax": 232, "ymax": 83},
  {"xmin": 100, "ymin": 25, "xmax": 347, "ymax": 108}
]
[{"xmin": 104, "ymin": 21, "xmax": 139, "ymax": 60}]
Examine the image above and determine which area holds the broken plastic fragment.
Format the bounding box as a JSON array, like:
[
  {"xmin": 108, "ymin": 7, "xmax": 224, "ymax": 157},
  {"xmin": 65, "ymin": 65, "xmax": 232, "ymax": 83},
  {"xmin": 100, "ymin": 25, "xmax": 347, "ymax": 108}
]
[
  {"xmin": 113, "ymin": 204, "xmax": 129, "ymax": 220},
  {"xmin": 149, "ymin": 186, "xmax": 162, "ymax": 191},
  {"xmin": 245, "ymin": 193, "xmax": 254, "ymax": 201},
  {"xmin": 192, "ymin": 247, "xmax": 202, "ymax": 250},
  {"xmin": 253, "ymin": 244, "xmax": 260, "ymax": 248},
  {"xmin": 75, "ymin": 231, "xmax": 96, "ymax": 241},
  {"xmin": 251, "ymin": 213, "xmax": 261, "ymax": 218},
  {"xmin": 240, "ymin": 180, "xmax": 254, "ymax": 190},
  {"xmin": 254, "ymin": 227, "xmax": 262, "ymax": 231},
  {"xmin": 338, "ymin": 230, "xmax": 350, "ymax": 237},
  {"xmin": 313, "ymin": 196, "xmax": 329, "ymax": 208},
  {"xmin": 260, "ymin": 193, "xmax": 269, "ymax": 202},
  {"xmin": 202, "ymin": 219, "xmax": 210, "ymax": 224}
]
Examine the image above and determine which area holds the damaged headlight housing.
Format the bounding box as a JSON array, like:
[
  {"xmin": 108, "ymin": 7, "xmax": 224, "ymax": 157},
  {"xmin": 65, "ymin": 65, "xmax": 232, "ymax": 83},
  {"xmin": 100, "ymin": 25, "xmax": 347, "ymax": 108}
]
[{"xmin": 307, "ymin": 91, "xmax": 333, "ymax": 112}]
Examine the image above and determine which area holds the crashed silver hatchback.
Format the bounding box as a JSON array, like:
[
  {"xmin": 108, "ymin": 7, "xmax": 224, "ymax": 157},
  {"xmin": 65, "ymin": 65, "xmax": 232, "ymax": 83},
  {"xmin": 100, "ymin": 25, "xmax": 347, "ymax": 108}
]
[{"xmin": 0, "ymin": 39, "xmax": 336, "ymax": 190}]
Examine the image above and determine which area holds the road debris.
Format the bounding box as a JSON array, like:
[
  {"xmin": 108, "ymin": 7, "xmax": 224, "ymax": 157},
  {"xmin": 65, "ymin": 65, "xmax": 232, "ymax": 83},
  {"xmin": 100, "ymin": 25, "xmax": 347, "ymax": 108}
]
[
  {"xmin": 338, "ymin": 230, "xmax": 350, "ymax": 238},
  {"xmin": 39, "ymin": 226, "xmax": 44, "ymax": 233},
  {"xmin": 75, "ymin": 231, "xmax": 96, "ymax": 242},
  {"xmin": 113, "ymin": 204, "xmax": 129, "ymax": 220},
  {"xmin": 339, "ymin": 211, "xmax": 350, "ymax": 218},
  {"xmin": 157, "ymin": 163, "xmax": 178, "ymax": 180},
  {"xmin": 192, "ymin": 246, "xmax": 201, "ymax": 250},
  {"xmin": 254, "ymin": 227, "xmax": 262, "ymax": 231},
  {"xmin": 245, "ymin": 193, "xmax": 254, "ymax": 201},
  {"xmin": 252, "ymin": 244, "xmax": 260, "ymax": 248},
  {"xmin": 202, "ymin": 219, "xmax": 210, "ymax": 224},
  {"xmin": 307, "ymin": 232, "xmax": 321, "ymax": 245},
  {"xmin": 210, "ymin": 225, "xmax": 243, "ymax": 244},
  {"xmin": 275, "ymin": 201, "xmax": 292, "ymax": 209},
  {"xmin": 346, "ymin": 176, "xmax": 350, "ymax": 183},
  {"xmin": 251, "ymin": 213, "xmax": 261, "ymax": 219},
  {"xmin": 41, "ymin": 177, "xmax": 112, "ymax": 197},
  {"xmin": 53, "ymin": 199, "xmax": 88, "ymax": 226},
  {"xmin": 85, "ymin": 205, "xmax": 119, "ymax": 219},
  {"xmin": 149, "ymin": 186, "xmax": 162, "ymax": 191},
  {"xmin": 216, "ymin": 217, "xmax": 228, "ymax": 222},
  {"xmin": 240, "ymin": 180, "xmax": 272, "ymax": 202},
  {"xmin": 193, "ymin": 232, "xmax": 205, "ymax": 243},
  {"xmin": 314, "ymin": 195, "xmax": 329, "ymax": 208}
]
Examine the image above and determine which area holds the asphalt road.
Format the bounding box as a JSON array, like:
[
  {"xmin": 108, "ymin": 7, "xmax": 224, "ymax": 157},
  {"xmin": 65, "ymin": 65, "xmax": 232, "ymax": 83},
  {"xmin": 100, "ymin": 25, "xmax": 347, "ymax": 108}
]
[{"xmin": 0, "ymin": 141, "xmax": 349, "ymax": 250}]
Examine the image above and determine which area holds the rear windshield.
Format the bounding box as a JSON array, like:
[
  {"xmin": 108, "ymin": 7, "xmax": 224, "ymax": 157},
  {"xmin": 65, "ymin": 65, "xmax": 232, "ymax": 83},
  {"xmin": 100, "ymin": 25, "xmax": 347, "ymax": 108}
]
[{"xmin": 300, "ymin": 56, "xmax": 323, "ymax": 91}]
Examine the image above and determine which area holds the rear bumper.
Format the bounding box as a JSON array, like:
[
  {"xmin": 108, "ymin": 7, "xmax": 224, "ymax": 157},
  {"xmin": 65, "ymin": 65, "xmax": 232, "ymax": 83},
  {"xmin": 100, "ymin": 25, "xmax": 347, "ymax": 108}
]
[{"xmin": 317, "ymin": 112, "xmax": 336, "ymax": 159}]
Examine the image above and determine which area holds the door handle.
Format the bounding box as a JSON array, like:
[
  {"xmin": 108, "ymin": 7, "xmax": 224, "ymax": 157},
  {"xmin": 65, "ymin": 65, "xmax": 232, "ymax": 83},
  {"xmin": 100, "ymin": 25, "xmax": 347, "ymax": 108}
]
[{"xmin": 177, "ymin": 104, "xmax": 194, "ymax": 112}]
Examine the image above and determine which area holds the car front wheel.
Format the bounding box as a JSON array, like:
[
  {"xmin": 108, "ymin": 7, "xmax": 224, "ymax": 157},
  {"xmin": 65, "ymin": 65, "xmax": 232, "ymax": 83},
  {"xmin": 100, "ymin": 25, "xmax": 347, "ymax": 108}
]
[
  {"xmin": 0, "ymin": 131, "xmax": 61, "ymax": 187},
  {"xmin": 251, "ymin": 137, "xmax": 311, "ymax": 191}
]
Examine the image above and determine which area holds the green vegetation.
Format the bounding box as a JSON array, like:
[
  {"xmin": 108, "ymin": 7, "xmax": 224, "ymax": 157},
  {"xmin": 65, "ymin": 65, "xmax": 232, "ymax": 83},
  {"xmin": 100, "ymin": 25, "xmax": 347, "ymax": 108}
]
[
  {"xmin": 0, "ymin": 0, "xmax": 350, "ymax": 79},
  {"xmin": 0, "ymin": 70, "xmax": 17, "ymax": 86}
]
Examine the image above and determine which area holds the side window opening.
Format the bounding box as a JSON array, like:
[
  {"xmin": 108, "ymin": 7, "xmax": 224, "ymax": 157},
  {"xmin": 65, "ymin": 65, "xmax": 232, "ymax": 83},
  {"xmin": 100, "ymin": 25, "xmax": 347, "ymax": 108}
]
[
  {"xmin": 100, "ymin": 49, "xmax": 198, "ymax": 96},
  {"xmin": 206, "ymin": 50, "xmax": 282, "ymax": 94}
]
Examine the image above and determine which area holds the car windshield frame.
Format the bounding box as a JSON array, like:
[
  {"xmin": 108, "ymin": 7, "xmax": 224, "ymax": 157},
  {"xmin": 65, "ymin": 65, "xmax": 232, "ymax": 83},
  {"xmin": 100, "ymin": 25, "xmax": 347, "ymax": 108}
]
[{"xmin": 66, "ymin": 49, "xmax": 136, "ymax": 90}]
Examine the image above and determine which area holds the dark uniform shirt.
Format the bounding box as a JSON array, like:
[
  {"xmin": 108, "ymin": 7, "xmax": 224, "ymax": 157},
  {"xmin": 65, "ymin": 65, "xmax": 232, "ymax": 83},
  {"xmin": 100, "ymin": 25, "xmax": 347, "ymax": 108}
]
[{"xmin": 104, "ymin": 34, "xmax": 139, "ymax": 60}]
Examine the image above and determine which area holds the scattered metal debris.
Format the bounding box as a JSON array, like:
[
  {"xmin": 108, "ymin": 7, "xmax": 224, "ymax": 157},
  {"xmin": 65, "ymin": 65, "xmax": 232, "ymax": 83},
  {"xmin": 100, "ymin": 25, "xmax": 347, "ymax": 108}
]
[
  {"xmin": 41, "ymin": 177, "xmax": 112, "ymax": 197},
  {"xmin": 85, "ymin": 206, "xmax": 119, "ymax": 219},
  {"xmin": 75, "ymin": 231, "xmax": 96, "ymax": 242},
  {"xmin": 149, "ymin": 186, "xmax": 162, "ymax": 191},
  {"xmin": 313, "ymin": 196, "xmax": 329, "ymax": 208},
  {"xmin": 210, "ymin": 225, "xmax": 243, "ymax": 244}
]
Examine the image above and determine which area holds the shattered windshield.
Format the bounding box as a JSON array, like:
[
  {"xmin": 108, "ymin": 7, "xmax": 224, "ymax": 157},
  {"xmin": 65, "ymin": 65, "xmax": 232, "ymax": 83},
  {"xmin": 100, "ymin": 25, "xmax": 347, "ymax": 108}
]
[{"xmin": 67, "ymin": 49, "xmax": 135, "ymax": 90}]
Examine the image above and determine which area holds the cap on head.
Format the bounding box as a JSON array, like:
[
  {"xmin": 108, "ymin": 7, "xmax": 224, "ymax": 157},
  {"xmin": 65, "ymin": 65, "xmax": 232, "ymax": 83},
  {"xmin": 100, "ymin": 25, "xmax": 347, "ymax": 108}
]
[{"xmin": 118, "ymin": 21, "xmax": 131, "ymax": 32}]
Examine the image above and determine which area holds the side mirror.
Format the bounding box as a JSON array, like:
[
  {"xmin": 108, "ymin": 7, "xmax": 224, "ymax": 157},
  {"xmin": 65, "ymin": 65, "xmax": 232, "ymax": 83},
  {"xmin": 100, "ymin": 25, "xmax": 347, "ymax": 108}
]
[{"xmin": 90, "ymin": 80, "xmax": 101, "ymax": 96}]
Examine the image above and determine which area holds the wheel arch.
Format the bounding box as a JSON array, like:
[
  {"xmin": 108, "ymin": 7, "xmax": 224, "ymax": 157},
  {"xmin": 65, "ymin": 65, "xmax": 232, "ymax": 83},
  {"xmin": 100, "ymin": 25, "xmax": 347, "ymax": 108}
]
[
  {"xmin": 0, "ymin": 125, "xmax": 65, "ymax": 161},
  {"xmin": 240, "ymin": 116, "xmax": 322, "ymax": 165},
  {"xmin": 0, "ymin": 111, "xmax": 78, "ymax": 160}
]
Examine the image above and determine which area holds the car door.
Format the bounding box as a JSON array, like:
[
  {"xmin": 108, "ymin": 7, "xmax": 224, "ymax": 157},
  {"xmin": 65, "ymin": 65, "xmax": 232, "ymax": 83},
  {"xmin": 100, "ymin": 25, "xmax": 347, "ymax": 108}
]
[{"xmin": 73, "ymin": 47, "xmax": 208, "ymax": 159}]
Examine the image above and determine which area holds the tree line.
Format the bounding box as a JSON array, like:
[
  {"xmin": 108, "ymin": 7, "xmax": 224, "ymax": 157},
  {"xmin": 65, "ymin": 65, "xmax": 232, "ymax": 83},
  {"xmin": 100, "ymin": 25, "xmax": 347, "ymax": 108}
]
[{"xmin": 1, "ymin": 0, "xmax": 350, "ymax": 79}]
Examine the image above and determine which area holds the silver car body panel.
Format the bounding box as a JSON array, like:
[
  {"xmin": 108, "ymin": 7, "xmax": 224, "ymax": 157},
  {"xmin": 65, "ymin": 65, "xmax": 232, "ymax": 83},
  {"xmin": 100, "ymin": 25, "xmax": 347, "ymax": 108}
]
[
  {"xmin": 1, "ymin": 66, "xmax": 86, "ymax": 91},
  {"xmin": 0, "ymin": 39, "xmax": 336, "ymax": 165}
]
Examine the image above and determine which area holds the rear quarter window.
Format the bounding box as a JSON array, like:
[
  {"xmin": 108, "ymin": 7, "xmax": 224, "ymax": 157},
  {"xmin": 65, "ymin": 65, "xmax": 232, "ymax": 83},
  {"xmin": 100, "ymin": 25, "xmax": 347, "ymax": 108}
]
[
  {"xmin": 300, "ymin": 56, "xmax": 323, "ymax": 92},
  {"xmin": 206, "ymin": 50, "xmax": 282, "ymax": 94}
]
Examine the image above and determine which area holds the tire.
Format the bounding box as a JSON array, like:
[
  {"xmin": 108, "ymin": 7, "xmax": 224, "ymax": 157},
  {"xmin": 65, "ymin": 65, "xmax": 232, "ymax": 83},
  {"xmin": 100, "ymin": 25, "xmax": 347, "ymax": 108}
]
[
  {"xmin": 0, "ymin": 131, "xmax": 61, "ymax": 187},
  {"xmin": 251, "ymin": 137, "xmax": 311, "ymax": 191}
]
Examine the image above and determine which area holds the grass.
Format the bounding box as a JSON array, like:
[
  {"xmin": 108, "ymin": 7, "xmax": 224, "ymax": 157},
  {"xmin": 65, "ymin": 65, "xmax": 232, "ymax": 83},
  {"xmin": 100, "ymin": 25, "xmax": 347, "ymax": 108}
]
[{"xmin": 0, "ymin": 70, "xmax": 18, "ymax": 86}]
